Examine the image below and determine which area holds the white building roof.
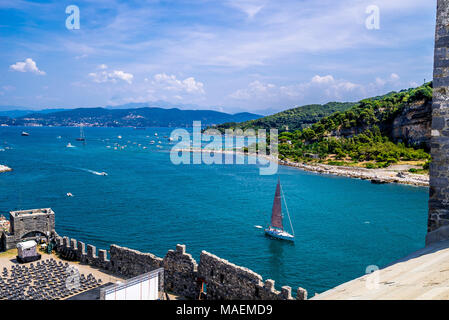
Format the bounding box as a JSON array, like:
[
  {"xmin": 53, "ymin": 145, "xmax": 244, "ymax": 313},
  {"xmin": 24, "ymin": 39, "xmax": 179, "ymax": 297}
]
[{"xmin": 17, "ymin": 240, "xmax": 36, "ymax": 250}]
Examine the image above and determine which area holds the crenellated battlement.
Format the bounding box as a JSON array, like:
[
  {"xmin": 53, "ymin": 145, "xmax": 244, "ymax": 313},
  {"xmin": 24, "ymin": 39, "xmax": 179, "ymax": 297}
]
[{"xmin": 52, "ymin": 231, "xmax": 306, "ymax": 300}]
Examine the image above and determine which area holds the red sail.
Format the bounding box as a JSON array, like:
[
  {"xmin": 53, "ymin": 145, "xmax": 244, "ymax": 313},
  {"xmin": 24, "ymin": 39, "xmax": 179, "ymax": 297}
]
[{"xmin": 270, "ymin": 179, "xmax": 283, "ymax": 230}]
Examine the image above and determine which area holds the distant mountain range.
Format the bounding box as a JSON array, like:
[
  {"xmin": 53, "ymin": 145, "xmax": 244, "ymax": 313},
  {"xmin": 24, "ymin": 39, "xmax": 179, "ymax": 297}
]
[{"xmin": 0, "ymin": 106, "xmax": 261, "ymax": 128}]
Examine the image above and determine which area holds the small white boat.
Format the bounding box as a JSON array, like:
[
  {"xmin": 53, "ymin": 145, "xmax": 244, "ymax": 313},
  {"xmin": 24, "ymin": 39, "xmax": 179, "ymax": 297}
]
[
  {"xmin": 99, "ymin": 172, "xmax": 108, "ymax": 176},
  {"xmin": 150, "ymin": 140, "xmax": 155, "ymax": 144},
  {"xmin": 264, "ymin": 178, "xmax": 295, "ymax": 242},
  {"xmin": 118, "ymin": 135, "xmax": 122, "ymax": 139},
  {"xmin": 56, "ymin": 136, "xmax": 62, "ymax": 139},
  {"xmin": 21, "ymin": 131, "xmax": 29, "ymax": 136},
  {"xmin": 66, "ymin": 192, "xmax": 73, "ymax": 197},
  {"xmin": 154, "ymin": 133, "xmax": 158, "ymax": 136},
  {"xmin": 66, "ymin": 143, "xmax": 75, "ymax": 148}
]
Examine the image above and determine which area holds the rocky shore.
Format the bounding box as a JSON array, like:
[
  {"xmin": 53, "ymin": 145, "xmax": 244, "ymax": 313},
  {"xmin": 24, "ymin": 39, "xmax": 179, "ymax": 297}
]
[
  {"xmin": 279, "ymin": 160, "xmax": 429, "ymax": 187},
  {"xmin": 0, "ymin": 165, "xmax": 12, "ymax": 173},
  {"xmin": 176, "ymin": 148, "xmax": 429, "ymax": 187}
]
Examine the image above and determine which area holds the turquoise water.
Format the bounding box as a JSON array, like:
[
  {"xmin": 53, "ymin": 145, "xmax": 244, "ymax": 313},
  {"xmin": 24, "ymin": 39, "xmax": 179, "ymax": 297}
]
[{"xmin": 0, "ymin": 127, "xmax": 429, "ymax": 295}]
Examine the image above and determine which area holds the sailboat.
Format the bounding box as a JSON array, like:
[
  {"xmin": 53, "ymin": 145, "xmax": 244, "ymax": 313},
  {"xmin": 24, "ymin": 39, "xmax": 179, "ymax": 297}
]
[
  {"xmin": 76, "ymin": 125, "xmax": 85, "ymax": 142},
  {"xmin": 264, "ymin": 178, "xmax": 295, "ymax": 242}
]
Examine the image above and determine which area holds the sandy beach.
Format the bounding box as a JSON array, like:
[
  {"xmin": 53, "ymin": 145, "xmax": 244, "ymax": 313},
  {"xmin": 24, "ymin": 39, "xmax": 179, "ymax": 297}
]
[{"xmin": 176, "ymin": 148, "xmax": 429, "ymax": 187}]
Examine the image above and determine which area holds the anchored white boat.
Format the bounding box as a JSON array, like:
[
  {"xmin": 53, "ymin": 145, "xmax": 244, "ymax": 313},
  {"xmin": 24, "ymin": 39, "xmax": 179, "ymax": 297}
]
[
  {"xmin": 264, "ymin": 178, "xmax": 295, "ymax": 242},
  {"xmin": 66, "ymin": 143, "xmax": 75, "ymax": 148}
]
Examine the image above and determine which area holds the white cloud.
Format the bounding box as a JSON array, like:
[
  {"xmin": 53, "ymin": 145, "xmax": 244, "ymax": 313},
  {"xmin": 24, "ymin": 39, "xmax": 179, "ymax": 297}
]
[
  {"xmin": 230, "ymin": 75, "xmax": 360, "ymax": 103},
  {"xmin": 75, "ymin": 54, "xmax": 88, "ymax": 60},
  {"xmin": 152, "ymin": 73, "xmax": 205, "ymax": 94},
  {"xmin": 390, "ymin": 73, "xmax": 400, "ymax": 81},
  {"xmin": 109, "ymin": 70, "xmax": 133, "ymax": 83},
  {"xmin": 93, "ymin": 73, "xmax": 206, "ymax": 106},
  {"xmin": 89, "ymin": 65, "xmax": 133, "ymax": 84},
  {"xmin": 311, "ymin": 75, "xmax": 335, "ymax": 85},
  {"xmin": 9, "ymin": 58, "xmax": 46, "ymax": 75},
  {"xmin": 230, "ymin": 80, "xmax": 276, "ymax": 99},
  {"xmin": 226, "ymin": 0, "xmax": 266, "ymax": 18},
  {"xmin": 373, "ymin": 73, "xmax": 401, "ymax": 88}
]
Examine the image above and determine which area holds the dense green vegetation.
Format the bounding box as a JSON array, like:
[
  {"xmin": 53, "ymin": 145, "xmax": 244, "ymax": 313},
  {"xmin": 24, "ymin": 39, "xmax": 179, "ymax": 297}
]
[
  {"xmin": 277, "ymin": 126, "xmax": 430, "ymax": 168},
  {"xmin": 298, "ymin": 82, "xmax": 433, "ymax": 141},
  {"xmin": 242, "ymin": 83, "xmax": 433, "ymax": 168},
  {"xmin": 211, "ymin": 102, "xmax": 355, "ymax": 133}
]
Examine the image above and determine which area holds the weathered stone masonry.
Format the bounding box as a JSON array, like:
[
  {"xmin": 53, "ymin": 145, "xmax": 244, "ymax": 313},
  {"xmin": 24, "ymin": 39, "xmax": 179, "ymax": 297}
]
[
  {"xmin": 1, "ymin": 209, "xmax": 55, "ymax": 251},
  {"xmin": 53, "ymin": 232, "xmax": 307, "ymax": 300},
  {"xmin": 427, "ymin": 0, "xmax": 449, "ymax": 244}
]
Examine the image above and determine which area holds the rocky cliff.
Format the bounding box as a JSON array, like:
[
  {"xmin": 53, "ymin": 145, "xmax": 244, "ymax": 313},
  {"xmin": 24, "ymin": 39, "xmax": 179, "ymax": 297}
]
[
  {"xmin": 328, "ymin": 99, "xmax": 431, "ymax": 150},
  {"xmin": 391, "ymin": 100, "xmax": 431, "ymax": 149}
]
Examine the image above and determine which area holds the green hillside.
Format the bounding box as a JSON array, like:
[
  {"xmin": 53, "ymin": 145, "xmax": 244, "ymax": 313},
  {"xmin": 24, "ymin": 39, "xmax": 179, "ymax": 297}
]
[
  {"xmin": 276, "ymin": 83, "xmax": 433, "ymax": 168},
  {"xmin": 211, "ymin": 102, "xmax": 356, "ymax": 133},
  {"xmin": 231, "ymin": 83, "xmax": 433, "ymax": 170}
]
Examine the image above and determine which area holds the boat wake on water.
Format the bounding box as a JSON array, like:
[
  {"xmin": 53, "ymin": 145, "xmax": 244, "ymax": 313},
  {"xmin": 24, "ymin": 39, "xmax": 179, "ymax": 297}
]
[{"xmin": 76, "ymin": 168, "xmax": 108, "ymax": 176}]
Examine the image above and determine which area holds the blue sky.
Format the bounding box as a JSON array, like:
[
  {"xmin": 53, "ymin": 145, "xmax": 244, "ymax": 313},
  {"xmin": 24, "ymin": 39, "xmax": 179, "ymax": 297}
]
[{"xmin": 0, "ymin": 0, "xmax": 436, "ymax": 114}]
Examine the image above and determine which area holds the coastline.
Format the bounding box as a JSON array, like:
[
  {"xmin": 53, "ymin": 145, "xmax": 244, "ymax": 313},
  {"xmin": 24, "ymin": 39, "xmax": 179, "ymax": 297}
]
[
  {"xmin": 0, "ymin": 165, "xmax": 12, "ymax": 173},
  {"xmin": 280, "ymin": 160, "xmax": 429, "ymax": 187},
  {"xmin": 176, "ymin": 148, "xmax": 429, "ymax": 187}
]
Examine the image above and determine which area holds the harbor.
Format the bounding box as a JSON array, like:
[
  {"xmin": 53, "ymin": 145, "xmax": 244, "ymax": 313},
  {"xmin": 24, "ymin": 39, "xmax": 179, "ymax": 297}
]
[{"xmin": 0, "ymin": 126, "xmax": 428, "ymax": 295}]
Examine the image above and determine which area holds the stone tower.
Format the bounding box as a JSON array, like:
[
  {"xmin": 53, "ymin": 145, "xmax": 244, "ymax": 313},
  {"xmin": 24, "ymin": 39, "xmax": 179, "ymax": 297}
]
[
  {"xmin": 0, "ymin": 208, "xmax": 55, "ymax": 251},
  {"xmin": 427, "ymin": 0, "xmax": 449, "ymax": 244}
]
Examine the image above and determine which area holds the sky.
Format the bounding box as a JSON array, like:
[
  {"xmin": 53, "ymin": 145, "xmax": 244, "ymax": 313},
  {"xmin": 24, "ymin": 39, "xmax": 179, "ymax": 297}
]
[{"xmin": 0, "ymin": 0, "xmax": 437, "ymax": 114}]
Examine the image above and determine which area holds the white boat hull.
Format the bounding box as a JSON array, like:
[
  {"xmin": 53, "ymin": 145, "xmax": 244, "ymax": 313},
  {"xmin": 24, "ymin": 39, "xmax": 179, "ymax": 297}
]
[{"xmin": 264, "ymin": 227, "xmax": 294, "ymax": 242}]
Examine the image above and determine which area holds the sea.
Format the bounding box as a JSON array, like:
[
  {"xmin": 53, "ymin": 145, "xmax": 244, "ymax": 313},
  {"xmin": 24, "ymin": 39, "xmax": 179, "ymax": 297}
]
[{"xmin": 0, "ymin": 126, "xmax": 429, "ymax": 295}]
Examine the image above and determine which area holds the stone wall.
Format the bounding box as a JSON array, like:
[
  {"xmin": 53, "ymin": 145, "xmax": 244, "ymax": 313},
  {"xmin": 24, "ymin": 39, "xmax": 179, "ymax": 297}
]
[
  {"xmin": 1, "ymin": 208, "xmax": 55, "ymax": 251},
  {"xmin": 55, "ymin": 235, "xmax": 111, "ymax": 270},
  {"xmin": 109, "ymin": 244, "xmax": 163, "ymax": 277},
  {"xmin": 53, "ymin": 233, "xmax": 306, "ymax": 300},
  {"xmin": 198, "ymin": 251, "xmax": 306, "ymax": 300},
  {"xmin": 427, "ymin": 0, "xmax": 449, "ymax": 244},
  {"xmin": 163, "ymin": 244, "xmax": 199, "ymax": 299}
]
